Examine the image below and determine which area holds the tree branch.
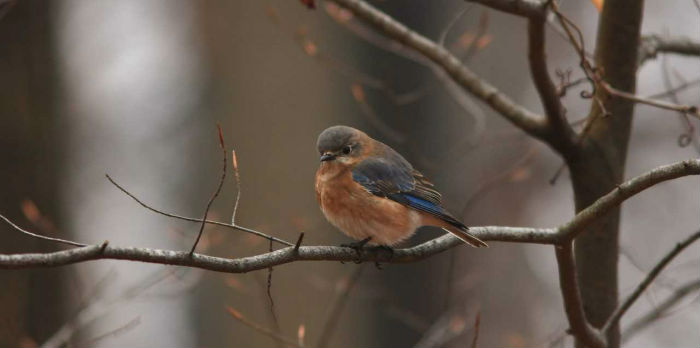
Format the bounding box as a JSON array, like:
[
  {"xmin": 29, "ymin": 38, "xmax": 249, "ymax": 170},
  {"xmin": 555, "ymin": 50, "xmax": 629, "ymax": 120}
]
[
  {"xmin": 2, "ymin": 159, "xmax": 697, "ymax": 273},
  {"xmin": 527, "ymin": 16, "xmax": 578, "ymax": 157},
  {"xmin": 329, "ymin": 0, "xmax": 551, "ymax": 141},
  {"xmin": 622, "ymin": 278, "xmax": 700, "ymax": 342},
  {"xmin": 555, "ymin": 243, "xmax": 606, "ymax": 348},
  {"xmin": 556, "ymin": 159, "xmax": 700, "ymax": 242},
  {"xmin": 601, "ymin": 229, "xmax": 700, "ymax": 334},
  {"xmin": 466, "ymin": 0, "xmax": 545, "ymax": 18},
  {"xmin": 638, "ymin": 35, "xmax": 700, "ymax": 66}
]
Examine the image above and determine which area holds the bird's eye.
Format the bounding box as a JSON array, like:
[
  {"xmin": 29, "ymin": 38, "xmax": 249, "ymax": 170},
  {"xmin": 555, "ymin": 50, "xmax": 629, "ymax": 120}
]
[{"xmin": 341, "ymin": 145, "xmax": 352, "ymax": 155}]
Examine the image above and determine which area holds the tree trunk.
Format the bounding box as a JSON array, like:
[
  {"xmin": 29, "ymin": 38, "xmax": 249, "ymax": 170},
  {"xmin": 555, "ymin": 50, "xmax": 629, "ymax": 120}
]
[
  {"xmin": 569, "ymin": 0, "xmax": 644, "ymax": 346},
  {"xmin": 0, "ymin": 1, "xmax": 66, "ymax": 346}
]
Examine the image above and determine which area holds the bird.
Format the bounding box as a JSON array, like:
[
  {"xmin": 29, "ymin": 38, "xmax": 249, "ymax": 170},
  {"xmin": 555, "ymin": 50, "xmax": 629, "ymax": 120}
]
[{"xmin": 314, "ymin": 125, "xmax": 487, "ymax": 248}]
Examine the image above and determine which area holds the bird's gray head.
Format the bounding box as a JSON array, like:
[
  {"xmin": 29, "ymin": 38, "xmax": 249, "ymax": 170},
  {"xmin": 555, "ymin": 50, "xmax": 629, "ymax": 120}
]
[{"xmin": 316, "ymin": 125, "xmax": 368, "ymax": 163}]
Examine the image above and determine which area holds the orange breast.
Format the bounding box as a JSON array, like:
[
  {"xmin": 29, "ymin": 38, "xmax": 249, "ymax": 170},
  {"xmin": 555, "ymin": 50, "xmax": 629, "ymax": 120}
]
[{"xmin": 315, "ymin": 166, "xmax": 421, "ymax": 245}]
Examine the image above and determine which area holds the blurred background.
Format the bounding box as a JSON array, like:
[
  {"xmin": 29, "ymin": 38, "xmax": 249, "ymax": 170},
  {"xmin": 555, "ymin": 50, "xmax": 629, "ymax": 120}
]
[{"xmin": 0, "ymin": 0, "xmax": 698, "ymax": 347}]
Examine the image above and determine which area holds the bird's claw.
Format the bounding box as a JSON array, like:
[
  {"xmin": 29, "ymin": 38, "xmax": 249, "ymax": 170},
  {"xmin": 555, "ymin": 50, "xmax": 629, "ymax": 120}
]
[{"xmin": 341, "ymin": 237, "xmax": 372, "ymax": 263}]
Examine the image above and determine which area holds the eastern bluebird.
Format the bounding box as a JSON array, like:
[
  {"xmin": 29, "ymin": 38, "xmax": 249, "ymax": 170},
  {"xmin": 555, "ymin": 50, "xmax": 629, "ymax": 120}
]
[{"xmin": 315, "ymin": 125, "xmax": 487, "ymax": 248}]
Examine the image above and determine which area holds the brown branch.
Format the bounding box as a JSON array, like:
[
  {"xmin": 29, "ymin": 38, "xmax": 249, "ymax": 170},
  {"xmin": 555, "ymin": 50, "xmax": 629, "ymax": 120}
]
[
  {"xmin": 600, "ymin": 81, "xmax": 699, "ymax": 119},
  {"xmin": 554, "ymin": 243, "xmax": 606, "ymax": 347},
  {"xmin": 527, "ymin": 15, "xmax": 578, "ymax": 156},
  {"xmin": 190, "ymin": 124, "xmax": 227, "ymax": 254},
  {"xmin": 601, "ymin": 229, "xmax": 700, "ymax": 334},
  {"xmin": 638, "ymin": 35, "xmax": 700, "ymax": 66},
  {"xmin": 329, "ymin": 0, "xmax": 551, "ymax": 142},
  {"xmin": 2, "ymin": 159, "xmax": 698, "ymax": 273},
  {"xmin": 105, "ymin": 174, "xmax": 294, "ymax": 247}
]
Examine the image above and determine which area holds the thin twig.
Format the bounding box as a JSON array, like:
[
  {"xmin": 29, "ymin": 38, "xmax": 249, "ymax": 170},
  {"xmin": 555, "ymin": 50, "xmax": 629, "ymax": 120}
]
[
  {"xmin": 190, "ymin": 124, "xmax": 227, "ymax": 255},
  {"xmin": 438, "ymin": 5, "xmax": 473, "ymax": 47},
  {"xmin": 0, "ymin": 214, "xmax": 86, "ymax": 247},
  {"xmin": 72, "ymin": 316, "xmax": 141, "ymax": 347},
  {"xmin": 622, "ymin": 278, "xmax": 700, "ymax": 342},
  {"xmin": 470, "ymin": 310, "xmax": 481, "ymax": 348},
  {"xmin": 294, "ymin": 232, "xmax": 305, "ymax": 253},
  {"xmin": 231, "ymin": 150, "xmax": 242, "ymax": 225},
  {"xmin": 265, "ymin": 238, "xmax": 281, "ymax": 346},
  {"xmin": 601, "ymin": 81, "xmax": 699, "ymax": 119},
  {"xmin": 105, "ymin": 174, "xmax": 293, "ymax": 246},
  {"xmin": 602, "ymin": 229, "xmax": 700, "ymax": 334},
  {"xmin": 226, "ymin": 306, "xmax": 302, "ymax": 348}
]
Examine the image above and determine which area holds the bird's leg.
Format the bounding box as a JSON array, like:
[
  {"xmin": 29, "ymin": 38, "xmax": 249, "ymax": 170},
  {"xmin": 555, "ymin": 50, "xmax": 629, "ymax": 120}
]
[{"xmin": 340, "ymin": 237, "xmax": 372, "ymax": 263}]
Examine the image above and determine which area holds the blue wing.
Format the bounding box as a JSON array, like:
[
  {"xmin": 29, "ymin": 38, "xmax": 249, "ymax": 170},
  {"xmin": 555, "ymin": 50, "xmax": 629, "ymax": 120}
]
[{"xmin": 351, "ymin": 152, "xmax": 467, "ymax": 230}]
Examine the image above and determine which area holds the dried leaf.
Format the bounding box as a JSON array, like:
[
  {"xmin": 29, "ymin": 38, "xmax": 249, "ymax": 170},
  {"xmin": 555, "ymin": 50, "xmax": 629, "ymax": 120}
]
[{"xmin": 591, "ymin": 0, "xmax": 603, "ymax": 11}]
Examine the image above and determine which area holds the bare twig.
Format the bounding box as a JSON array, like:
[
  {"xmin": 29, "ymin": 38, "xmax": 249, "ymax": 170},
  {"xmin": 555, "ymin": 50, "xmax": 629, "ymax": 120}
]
[
  {"xmin": 72, "ymin": 316, "xmax": 141, "ymax": 347},
  {"xmin": 2, "ymin": 159, "xmax": 698, "ymax": 273},
  {"xmin": 294, "ymin": 232, "xmax": 305, "ymax": 253},
  {"xmin": 105, "ymin": 174, "xmax": 293, "ymax": 246},
  {"xmin": 602, "ymin": 229, "xmax": 700, "ymax": 334},
  {"xmin": 190, "ymin": 124, "xmax": 227, "ymax": 255},
  {"xmin": 231, "ymin": 150, "xmax": 242, "ymax": 225},
  {"xmin": 470, "ymin": 310, "xmax": 481, "ymax": 348},
  {"xmin": 0, "ymin": 214, "xmax": 86, "ymax": 247},
  {"xmin": 600, "ymin": 81, "xmax": 699, "ymax": 119},
  {"xmin": 622, "ymin": 278, "xmax": 700, "ymax": 342},
  {"xmin": 438, "ymin": 5, "xmax": 473, "ymax": 47},
  {"xmin": 226, "ymin": 306, "xmax": 302, "ymax": 348},
  {"xmin": 265, "ymin": 239, "xmax": 281, "ymax": 346},
  {"xmin": 316, "ymin": 264, "xmax": 364, "ymax": 347}
]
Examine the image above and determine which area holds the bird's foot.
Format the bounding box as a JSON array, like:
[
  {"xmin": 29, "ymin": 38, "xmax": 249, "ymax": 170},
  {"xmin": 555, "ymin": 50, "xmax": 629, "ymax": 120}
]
[{"xmin": 341, "ymin": 237, "xmax": 372, "ymax": 263}]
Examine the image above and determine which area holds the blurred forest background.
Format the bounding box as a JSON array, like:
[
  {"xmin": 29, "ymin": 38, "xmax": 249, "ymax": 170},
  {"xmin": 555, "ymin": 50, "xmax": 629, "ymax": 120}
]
[{"xmin": 0, "ymin": 0, "xmax": 698, "ymax": 347}]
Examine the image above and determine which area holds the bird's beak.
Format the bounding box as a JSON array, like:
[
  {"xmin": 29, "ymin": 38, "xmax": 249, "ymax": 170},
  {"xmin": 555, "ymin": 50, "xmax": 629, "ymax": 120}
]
[{"xmin": 320, "ymin": 152, "xmax": 336, "ymax": 162}]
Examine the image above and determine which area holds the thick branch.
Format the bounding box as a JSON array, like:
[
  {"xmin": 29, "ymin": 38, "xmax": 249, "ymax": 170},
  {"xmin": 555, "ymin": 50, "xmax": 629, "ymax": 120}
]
[
  {"xmin": 638, "ymin": 35, "xmax": 700, "ymax": 66},
  {"xmin": 527, "ymin": 17, "xmax": 578, "ymax": 157},
  {"xmin": 555, "ymin": 243, "xmax": 606, "ymax": 348},
  {"xmin": 329, "ymin": 0, "xmax": 550, "ymax": 141}
]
